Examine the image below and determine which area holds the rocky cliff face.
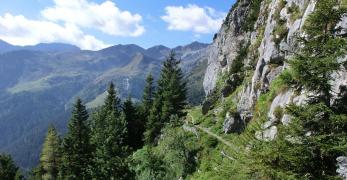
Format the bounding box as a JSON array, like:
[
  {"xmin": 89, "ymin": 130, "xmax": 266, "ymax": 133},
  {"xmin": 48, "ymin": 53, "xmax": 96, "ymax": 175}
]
[{"xmin": 203, "ymin": 0, "xmax": 347, "ymax": 175}]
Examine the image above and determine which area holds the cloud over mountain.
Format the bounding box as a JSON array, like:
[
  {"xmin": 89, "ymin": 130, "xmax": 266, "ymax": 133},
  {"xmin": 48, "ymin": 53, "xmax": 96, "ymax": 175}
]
[
  {"xmin": 42, "ymin": 0, "xmax": 145, "ymax": 37},
  {"xmin": 0, "ymin": 0, "xmax": 145, "ymax": 50},
  {"xmin": 161, "ymin": 4, "xmax": 226, "ymax": 34}
]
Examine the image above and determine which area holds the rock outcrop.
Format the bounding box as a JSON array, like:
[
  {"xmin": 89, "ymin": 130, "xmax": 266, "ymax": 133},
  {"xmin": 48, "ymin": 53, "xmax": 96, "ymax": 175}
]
[{"xmin": 203, "ymin": 0, "xmax": 347, "ymax": 139}]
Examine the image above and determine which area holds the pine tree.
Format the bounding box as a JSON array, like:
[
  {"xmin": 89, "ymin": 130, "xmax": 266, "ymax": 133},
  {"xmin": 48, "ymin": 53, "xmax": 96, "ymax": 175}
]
[
  {"xmin": 39, "ymin": 126, "xmax": 61, "ymax": 180},
  {"xmin": 90, "ymin": 83, "xmax": 132, "ymax": 179},
  {"xmin": 0, "ymin": 154, "xmax": 22, "ymax": 180},
  {"xmin": 144, "ymin": 52, "xmax": 187, "ymax": 145},
  {"xmin": 124, "ymin": 96, "xmax": 144, "ymax": 150},
  {"xmin": 61, "ymin": 98, "xmax": 92, "ymax": 179}
]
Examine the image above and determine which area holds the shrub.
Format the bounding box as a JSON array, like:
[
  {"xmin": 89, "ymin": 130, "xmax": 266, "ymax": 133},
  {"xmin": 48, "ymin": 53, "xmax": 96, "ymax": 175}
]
[
  {"xmin": 242, "ymin": 0, "xmax": 263, "ymax": 31},
  {"xmin": 287, "ymin": 4, "xmax": 302, "ymax": 22},
  {"xmin": 273, "ymin": 106, "xmax": 284, "ymax": 120}
]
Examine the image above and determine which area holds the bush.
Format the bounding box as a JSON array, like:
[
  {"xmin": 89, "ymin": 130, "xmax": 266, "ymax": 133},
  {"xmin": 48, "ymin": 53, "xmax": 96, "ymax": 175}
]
[
  {"xmin": 242, "ymin": 0, "xmax": 263, "ymax": 31},
  {"xmin": 287, "ymin": 4, "xmax": 302, "ymax": 22},
  {"xmin": 273, "ymin": 106, "xmax": 284, "ymax": 120},
  {"xmin": 273, "ymin": 22, "xmax": 288, "ymax": 45}
]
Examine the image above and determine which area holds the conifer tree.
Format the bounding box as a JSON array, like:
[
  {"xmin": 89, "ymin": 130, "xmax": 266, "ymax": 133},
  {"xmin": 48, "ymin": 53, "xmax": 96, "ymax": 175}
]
[
  {"xmin": 142, "ymin": 73, "xmax": 155, "ymax": 115},
  {"xmin": 90, "ymin": 83, "xmax": 132, "ymax": 179},
  {"xmin": 288, "ymin": 0, "xmax": 347, "ymax": 105},
  {"xmin": 124, "ymin": 96, "xmax": 144, "ymax": 150},
  {"xmin": 61, "ymin": 98, "xmax": 92, "ymax": 179},
  {"xmin": 256, "ymin": 1, "xmax": 347, "ymax": 178},
  {"xmin": 39, "ymin": 126, "xmax": 61, "ymax": 180},
  {"xmin": 144, "ymin": 52, "xmax": 187, "ymax": 144},
  {"xmin": 91, "ymin": 82, "xmax": 122, "ymax": 153},
  {"xmin": 0, "ymin": 154, "xmax": 22, "ymax": 180}
]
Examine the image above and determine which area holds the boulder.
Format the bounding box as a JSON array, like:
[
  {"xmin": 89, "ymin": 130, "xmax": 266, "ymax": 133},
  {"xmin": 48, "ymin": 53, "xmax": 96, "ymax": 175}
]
[
  {"xmin": 223, "ymin": 112, "xmax": 244, "ymax": 134},
  {"xmin": 256, "ymin": 126, "xmax": 278, "ymax": 141}
]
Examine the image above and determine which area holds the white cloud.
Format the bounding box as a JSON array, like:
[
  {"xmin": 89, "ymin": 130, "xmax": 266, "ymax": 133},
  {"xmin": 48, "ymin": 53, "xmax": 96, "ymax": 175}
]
[
  {"xmin": 0, "ymin": 0, "xmax": 145, "ymax": 50},
  {"xmin": 161, "ymin": 4, "xmax": 226, "ymax": 34},
  {"xmin": 42, "ymin": 0, "xmax": 145, "ymax": 37},
  {"xmin": 0, "ymin": 13, "xmax": 109, "ymax": 50}
]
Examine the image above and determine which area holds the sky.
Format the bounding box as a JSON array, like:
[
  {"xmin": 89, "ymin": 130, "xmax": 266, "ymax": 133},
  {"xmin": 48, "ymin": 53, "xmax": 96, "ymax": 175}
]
[{"xmin": 0, "ymin": 0, "xmax": 235, "ymax": 50}]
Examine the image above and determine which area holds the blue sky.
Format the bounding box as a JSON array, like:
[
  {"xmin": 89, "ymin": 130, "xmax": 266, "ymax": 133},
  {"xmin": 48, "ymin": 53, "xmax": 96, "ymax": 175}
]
[{"xmin": 0, "ymin": 0, "xmax": 235, "ymax": 50}]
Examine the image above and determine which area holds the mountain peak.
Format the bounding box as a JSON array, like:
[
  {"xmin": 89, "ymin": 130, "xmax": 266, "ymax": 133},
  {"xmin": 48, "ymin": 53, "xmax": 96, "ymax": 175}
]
[{"xmin": 174, "ymin": 41, "xmax": 209, "ymax": 52}]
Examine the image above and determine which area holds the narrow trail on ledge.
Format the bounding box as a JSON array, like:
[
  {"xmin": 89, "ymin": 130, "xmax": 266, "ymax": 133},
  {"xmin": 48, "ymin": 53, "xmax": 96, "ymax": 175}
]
[
  {"xmin": 188, "ymin": 114, "xmax": 242, "ymax": 156},
  {"xmin": 194, "ymin": 125, "xmax": 235, "ymax": 149}
]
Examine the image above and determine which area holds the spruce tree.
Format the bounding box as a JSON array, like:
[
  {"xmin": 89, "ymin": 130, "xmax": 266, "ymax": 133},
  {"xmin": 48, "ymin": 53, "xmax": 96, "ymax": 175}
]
[
  {"xmin": 0, "ymin": 154, "xmax": 22, "ymax": 180},
  {"xmin": 124, "ymin": 96, "xmax": 144, "ymax": 150},
  {"xmin": 61, "ymin": 98, "xmax": 92, "ymax": 179},
  {"xmin": 142, "ymin": 73, "xmax": 155, "ymax": 115},
  {"xmin": 288, "ymin": 0, "xmax": 347, "ymax": 105},
  {"xmin": 144, "ymin": 52, "xmax": 187, "ymax": 145},
  {"xmin": 256, "ymin": 1, "xmax": 347, "ymax": 178},
  {"xmin": 39, "ymin": 126, "xmax": 61, "ymax": 180},
  {"xmin": 91, "ymin": 83, "xmax": 132, "ymax": 179}
]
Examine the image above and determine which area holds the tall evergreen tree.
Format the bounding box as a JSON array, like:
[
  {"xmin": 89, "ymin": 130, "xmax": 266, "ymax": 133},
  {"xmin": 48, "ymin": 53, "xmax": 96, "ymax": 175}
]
[
  {"xmin": 61, "ymin": 98, "xmax": 92, "ymax": 179},
  {"xmin": 91, "ymin": 82, "xmax": 122, "ymax": 154},
  {"xmin": 124, "ymin": 96, "xmax": 144, "ymax": 150},
  {"xmin": 142, "ymin": 73, "xmax": 155, "ymax": 115},
  {"xmin": 39, "ymin": 126, "xmax": 61, "ymax": 180},
  {"xmin": 144, "ymin": 52, "xmax": 187, "ymax": 144},
  {"xmin": 255, "ymin": 1, "xmax": 347, "ymax": 178},
  {"xmin": 91, "ymin": 83, "xmax": 132, "ymax": 179},
  {"xmin": 287, "ymin": 0, "xmax": 347, "ymax": 106},
  {"xmin": 0, "ymin": 154, "xmax": 22, "ymax": 180}
]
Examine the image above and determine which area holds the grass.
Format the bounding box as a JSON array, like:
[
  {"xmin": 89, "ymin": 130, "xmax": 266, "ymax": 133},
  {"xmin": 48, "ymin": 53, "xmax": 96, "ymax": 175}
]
[
  {"xmin": 186, "ymin": 72, "xmax": 290, "ymax": 179},
  {"xmin": 287, "ymin": 4, "xmax": 302, "ymax": 22},
  {"xmin": 274, "ymin": 106, "xmax": 284, "ymax": 120},
  {"xmin": 341, "ymin": 0, "xmax": 347, "ymax": 7},
  {"xmin": 273, "ymin": 22, "xmax": 289, "ymax": 45},
  {"xmin": 271, "ymin": 0, "xmax": 288, "ymax": 46},
  {"xmin": 242, "ymin": 0, "xmax": 263, "ymax": 31}
]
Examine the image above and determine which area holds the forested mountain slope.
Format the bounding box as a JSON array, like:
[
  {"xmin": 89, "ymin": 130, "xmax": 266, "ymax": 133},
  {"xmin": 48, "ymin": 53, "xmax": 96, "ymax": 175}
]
[
  {"xmin": 1, "ymin": 0, "xmax": 347, "ymax": 179},
  {"xmin": 0, "ymin": 41, "xmax": 208, "ymax": 169}
]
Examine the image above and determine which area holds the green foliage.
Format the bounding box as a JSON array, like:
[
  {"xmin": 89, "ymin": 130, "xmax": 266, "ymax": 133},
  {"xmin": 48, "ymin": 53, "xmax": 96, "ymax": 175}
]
[
  {"xmin": 273, "ymin": 23, "xmax": 288, "ymax": 45},
  {"xmin": 61, "ymin": 98, "xmax": 93, "ymax": 179},
  {"xmin": 288, "ymin": 0, "xmax": 347, "ymax": 105},
  {"xmin": 124, "ymin": 97, "xmax": 144, "ymax": 150},
  {"xmin": 144, "ymin": 52, "xmax": 187, "ymax": 145},
  {"xmin": 131, "ymin": 146, "xmax": 166, "ymax": 180},
  {"xmin": 0, "ymin": 154, "xmax": 22, "ymax": 180},
  {"xmin": 242, "ymin": 0, "xmax": 263, "ymax": 31},
  {"xmin": 287, "ymin": 4, "xmax": 302, "ymax": 22},
  {"xmin": 132, "ymin": 127, "xmax": 199, "ymax": 180},
  {"xmin": 219, "ymin": 94, "xmax": 237, "ymax": 120},
  {"xmin": 142, "ymin": 73, "xmax": 155, "ymax": 115},
  {"xmin": 90, "ymin": 83, "xmax": 132, "ymax": 179},
  {"xmin": 272, "ymin": 0, "xmax": 288, "ymax": 45},
  {"xmin": 273, "ymin": 106, "xmax": 284, "ymax": 120},
  {"xmin": 230, "ymin": 43, "xmax": 249, "ymax": 74},
  {"xmin": 253, "ymin": 103, "xmax": 347, "ymax": 179},
  {"xmin": 273, "ymin": 0, "xmax": 286, "ymax": 23},
  {"xmin": 39, "ymin": 126, "xmax": 62, "ymax": 180},
  {"xmin": 247, "ymin": 1, "xmax": 347, "ymax": 179}
]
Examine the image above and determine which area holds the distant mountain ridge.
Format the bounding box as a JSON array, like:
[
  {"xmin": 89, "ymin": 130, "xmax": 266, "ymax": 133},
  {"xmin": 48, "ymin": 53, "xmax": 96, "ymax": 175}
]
[
  {"xmin": 0, "ymin": 39, "xmax": 209, "ymax": 169},
  {"xmin": 0, "ymin": 40, "xmax": 80, "ymax": 54}
]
